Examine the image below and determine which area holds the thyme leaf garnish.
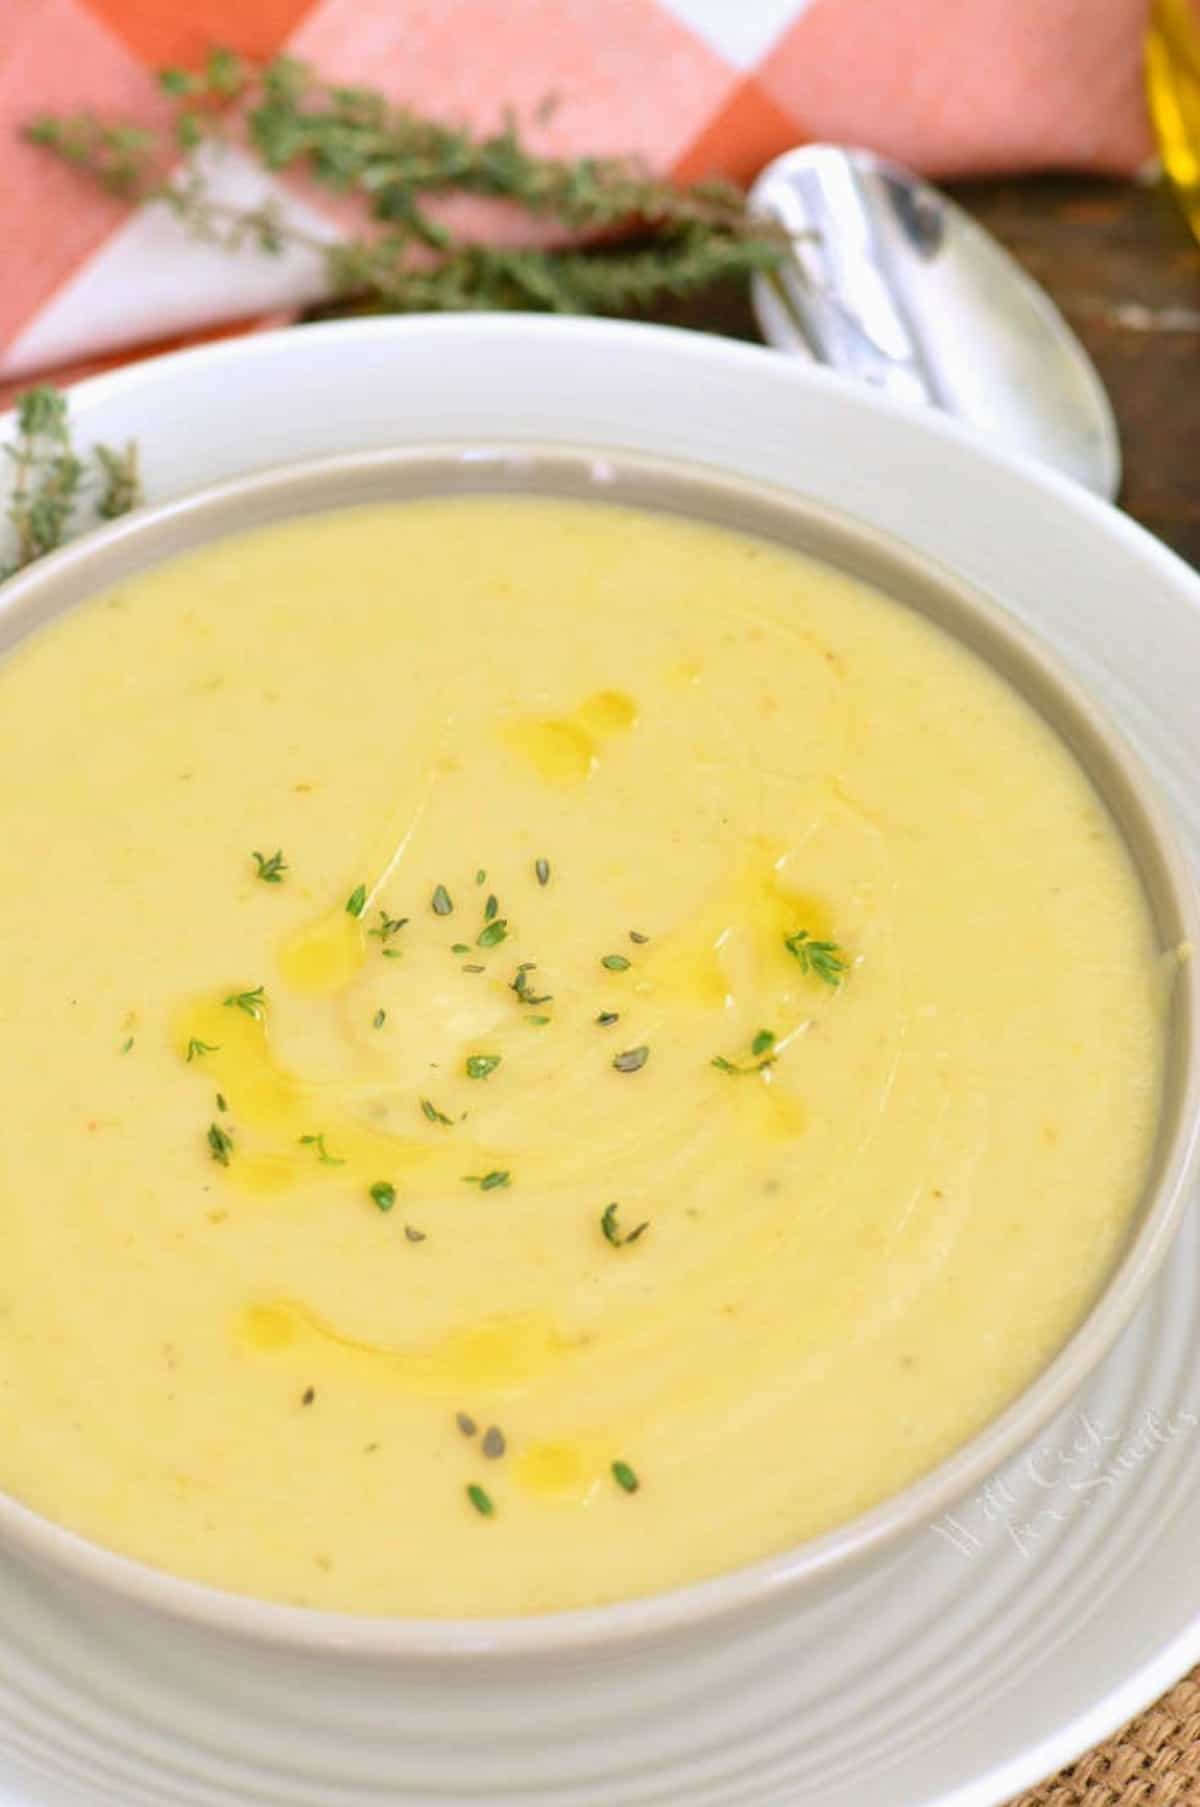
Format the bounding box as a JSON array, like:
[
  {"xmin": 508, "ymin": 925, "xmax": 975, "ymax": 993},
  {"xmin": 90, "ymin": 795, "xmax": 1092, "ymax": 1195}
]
[
  {"xmin": 510, "ymin": 963, "xmax": 551, "ymax": 1006},
  {"xmin": 368, "ymin": 910, "xmax": 408, "ymax": 942},
  {"xmin": 251, "ymin": 848, "xmax": 287, "ymax": 883},
  {"xmin": 712, "ymin": 1029, "xmax": 777, "ymax": 1075},
  {"xmin": 223, "ymin": 985, "xmax": 265, "ymax": 1019},
  {"xmin": 600, "ymin": 1203, "xmax": 649, "ymax": 1247},
  {"xmin": 207, "ymin": 1121, "xmax": 233, "ymax": 1165},
  {"xmin": 466, "ymin": 1482, "xmax": 495, "ymax": 1517},
  {"xmin": 299, "ymin": 1132, "xmax": 345, "ymax": 1166},
  {"xmin": 784, "ymin": 929, "xmax": 848, "ymax": 987}
]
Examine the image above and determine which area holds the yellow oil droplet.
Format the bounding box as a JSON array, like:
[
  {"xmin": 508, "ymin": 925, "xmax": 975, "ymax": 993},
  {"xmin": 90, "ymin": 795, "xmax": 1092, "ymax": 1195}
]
[
  {"xmin": 637, "ymin": 849, "xmax": 842, "ymax": 1083},
  {"xmin": 515, "ymin": 1441, "xmax": 597, "ymax": 1503},
  {"xmin": 755, "ymin": 1082, "xmax": 808, "ymax": 1142},
  {"xmin": 175, "ymin": 992, "xmax": 483, "ymax": 1191},
  {"xmin": 577, "ymin": 689, "xmax": 638, "ymax": 733},
  {"xmin": 176, "ymin": 995, "xmax": 304, "ymax": 1139},
  {"xmin": 643, "ymin": 935, "xmax": 730, "ymax": 1010},
  {"xmin": 237, "ymin": 1301, "xmax": 568, "ymax": 1396},
  {"xmin": 776, "ymin": 889, "xmax": 835, "ymax": 943},
  {"xmin": 278, "ymin": 908, "xmax": 365, "ymax": 996},
  {"xmin": 230, "ymin": 1153, "xmax": 303, "ymax": 1195},
  {"xmin": 641, "ymin": 844, "xmax": 803, "ymax": 1010},
  {"xmin": 503, "ymin": 717, "xmax": 597, "ymax": 785},
  {"xmin": 243, "ymin": 1303, "xmax": 299, "ymax": 1350},
  {"xmin": 422, "ymin": 1315, "xmax": 568, "ymax": 1391},
  {"xmin": 502, "ymin": 689, "xmax": 638, "ymax": 786}
]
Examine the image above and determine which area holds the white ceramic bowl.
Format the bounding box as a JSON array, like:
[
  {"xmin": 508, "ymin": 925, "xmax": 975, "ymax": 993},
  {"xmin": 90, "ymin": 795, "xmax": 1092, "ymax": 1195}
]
[{"xmin": 1, "ymin": 317, "xmax": 1199, "ymax": 1807}]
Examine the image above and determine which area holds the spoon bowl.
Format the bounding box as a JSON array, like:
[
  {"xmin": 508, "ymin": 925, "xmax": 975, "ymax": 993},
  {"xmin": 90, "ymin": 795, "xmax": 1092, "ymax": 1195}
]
[{"xmin": 750, "ymin": 144, "xmax": 1121, "ymax": 498}]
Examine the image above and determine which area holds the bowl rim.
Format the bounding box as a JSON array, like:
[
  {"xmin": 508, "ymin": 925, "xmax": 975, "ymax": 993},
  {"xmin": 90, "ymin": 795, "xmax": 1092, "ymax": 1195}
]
[{"xmin": 1, "ymin": 430, "xmax": 1198, "ymax": 1658}]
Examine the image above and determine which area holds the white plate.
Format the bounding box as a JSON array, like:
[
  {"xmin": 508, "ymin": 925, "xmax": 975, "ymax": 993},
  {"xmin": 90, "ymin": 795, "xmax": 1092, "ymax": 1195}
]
[{"xmin": 1, "ymin": 316, "xmax": 1199, "ymax": 1807}]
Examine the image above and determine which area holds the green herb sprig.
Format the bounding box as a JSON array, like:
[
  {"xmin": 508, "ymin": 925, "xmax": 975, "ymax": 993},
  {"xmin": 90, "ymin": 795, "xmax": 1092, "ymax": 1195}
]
[
  {"xmin": 224, "ymin": 985, "xmax": 266, "ymax": 1018},
  {"xmin": 712, "ymin": 1028, "xmax": 777, "ymax": 1076},
  {"xmin": 611, "ymin": 1460, "xmax": 639, "ymax": 1494},
  {"xmin": 784, "ymin": 929, "xmax": 849, "ymax": 987},
  {"xmin": 299, "ymin": 1132, "xmax": 345, "ymax": 1166},
  {"xmin": 207, "ymin": 1121, "xmax": 233, "ymax": 1165},
  {"xmin": 369, "ymin": 910, "xmax": 408, "ymax": 942},
  {"xmin": 251, "ymin": 848, "xmax": 287, "ymax": 883},
  {"xmin": 25, "ymin": 49, "xmax": 789, "ymax": 323},
  {"xmin": 2, "ymin": 386, "xmax": 142, "ymax": 577},
  {"xmin": 600, "ymin": 1202, "xmax": 649, "ymax": 1247},
  {"xmin": 510, "ymin": 963, "xmax": 551, "ymax": 1007},
  {"xmin": 466, "ymin": 1482, "xmax": 495, "ymax": 1517}
]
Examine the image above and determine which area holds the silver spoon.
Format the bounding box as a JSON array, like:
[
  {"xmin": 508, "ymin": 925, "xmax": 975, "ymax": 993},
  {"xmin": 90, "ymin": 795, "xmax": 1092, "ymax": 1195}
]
[{"xmin": 749, "ymin": 144, "xmax": 1120, "ymax": 499}]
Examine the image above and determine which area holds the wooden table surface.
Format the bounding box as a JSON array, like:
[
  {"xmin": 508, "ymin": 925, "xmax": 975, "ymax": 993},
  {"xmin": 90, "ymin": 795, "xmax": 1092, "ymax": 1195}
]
[{"xmin": 660, "ymin": 171, "xmax": 1200, "ymax": 571}]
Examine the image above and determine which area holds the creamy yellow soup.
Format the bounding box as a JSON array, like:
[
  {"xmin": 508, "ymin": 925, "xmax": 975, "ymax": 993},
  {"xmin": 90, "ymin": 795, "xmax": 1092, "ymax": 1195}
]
[{"xmin": 0, "ymin": 496, "xmax": 1166, "ymax": 1617}]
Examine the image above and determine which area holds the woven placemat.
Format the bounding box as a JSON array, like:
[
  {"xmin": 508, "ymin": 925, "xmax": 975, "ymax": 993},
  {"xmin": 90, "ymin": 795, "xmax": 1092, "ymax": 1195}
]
[{"xmin": 1008, "ymin": 1667, "xmax": 1200, "ymax": 1805}]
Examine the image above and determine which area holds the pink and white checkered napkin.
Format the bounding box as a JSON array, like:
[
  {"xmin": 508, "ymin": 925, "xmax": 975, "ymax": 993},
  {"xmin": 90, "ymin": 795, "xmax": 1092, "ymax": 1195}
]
[{"xmin": 0, "ymin": 0, "xmax": 1154, "ymax": 388}]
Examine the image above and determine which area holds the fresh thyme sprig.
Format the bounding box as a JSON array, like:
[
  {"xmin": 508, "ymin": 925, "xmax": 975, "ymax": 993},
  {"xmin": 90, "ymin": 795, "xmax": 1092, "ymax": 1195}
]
[
  {"xmin": 93, "ymin": 440, "xmax": 142, "ymax": 518},
  {"xmin": 25, "ymin": 48, "xmax": 790, "ymax": 320},
  {"xmin": 464, "ymin": 1169, "xmax": 511, "ymax": 1191},
  {"xmin": 299, "ymin": 1131, "xmax": 345, "ymax": 1166},
  {"xmin": 509, "ymin": 962, "xmax": 551, "ymax": 1007},
  {"xmin": 784, "ymin": 929, "xmax": 849, "ymax": 987},
  {"xmin": 600, "ymin": 1202, "xmax": 648, "ymax": 1247},
  {"xmin": 712, "ymin": 1028, "xmax": 777, "ymax": 1075},
  {"xmin": 224, "ymin": 984, "xmax": 266, "ymax": 1018},
  {"xmin": 251, "ymin": 848, "xmax": 288, "ymax": 883},
  {"xmin": 2, "ymin": 386, "xmax": 142, "ymax": 578},
  {"xmin": 207, "ymin": 1120, "xmax": 233, "ymax": 1165}
]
